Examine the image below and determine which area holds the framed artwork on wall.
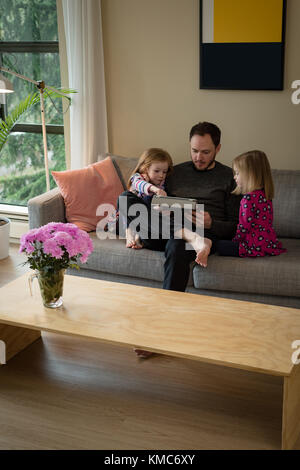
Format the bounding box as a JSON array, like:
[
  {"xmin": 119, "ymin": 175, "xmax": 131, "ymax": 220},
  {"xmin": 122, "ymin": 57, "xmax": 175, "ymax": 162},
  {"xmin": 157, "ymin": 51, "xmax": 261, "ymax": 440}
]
[{"xmin": 199, "ymin": 0, "xmax": 287, "ymax": 90}]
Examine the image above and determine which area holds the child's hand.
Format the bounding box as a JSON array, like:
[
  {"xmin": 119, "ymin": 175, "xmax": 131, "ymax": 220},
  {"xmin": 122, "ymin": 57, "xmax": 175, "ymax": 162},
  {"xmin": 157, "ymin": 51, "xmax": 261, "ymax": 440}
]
[{"xmin": 152, "ymin": 187, "xmax": 167, "ymax": 197}]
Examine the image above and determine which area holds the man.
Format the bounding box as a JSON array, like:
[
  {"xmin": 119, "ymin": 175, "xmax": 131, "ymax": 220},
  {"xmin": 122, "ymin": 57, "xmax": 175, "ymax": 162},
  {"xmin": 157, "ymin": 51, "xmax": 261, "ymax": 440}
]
[
  {"xmin": 163, "ymin": 121, "xmax": 240, "ymax": 291},
  {"xmin": 119, "ymin": 121, "xmax": 240, "ymax": 358},
  {"xmin": 119, "ymin": 121, "xmax": 240, "ymax": 292}
]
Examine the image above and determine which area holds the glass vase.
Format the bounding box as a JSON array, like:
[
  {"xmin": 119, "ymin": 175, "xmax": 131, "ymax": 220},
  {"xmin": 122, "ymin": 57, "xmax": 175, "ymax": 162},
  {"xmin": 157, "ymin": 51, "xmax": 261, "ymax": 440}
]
[{"xmin": 29, "ymin": 269, "xmax": 65, "ymax": 308}]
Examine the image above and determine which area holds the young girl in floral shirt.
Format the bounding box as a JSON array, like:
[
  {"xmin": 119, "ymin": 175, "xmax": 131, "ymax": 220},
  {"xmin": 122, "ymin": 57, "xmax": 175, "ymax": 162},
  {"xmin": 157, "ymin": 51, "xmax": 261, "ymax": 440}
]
[{"xmin": 217, "ymin": 150, "xmax": 286, "ymax": 257}]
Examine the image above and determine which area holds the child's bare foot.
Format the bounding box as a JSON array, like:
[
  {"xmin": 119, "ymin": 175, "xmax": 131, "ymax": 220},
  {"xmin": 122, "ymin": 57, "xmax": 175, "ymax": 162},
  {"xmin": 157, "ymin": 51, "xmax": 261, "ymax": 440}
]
[
  {"xmin": 126, "ymin": 229, "xmax": 143, "ymax": 249},
  {"xmin": 132, "ymin": 235, "xmax": 144, "ymax": 249},
  {"xmin": 195, "ymin": 238, "xmax": 212, "ymax": 267},
  {"xmin": 126, "ymin": 228, "xmax": 135, "ymax": 247},
  {"xmin": 178, "ymin": 228, "xmax": 211, "ymax": 267}
]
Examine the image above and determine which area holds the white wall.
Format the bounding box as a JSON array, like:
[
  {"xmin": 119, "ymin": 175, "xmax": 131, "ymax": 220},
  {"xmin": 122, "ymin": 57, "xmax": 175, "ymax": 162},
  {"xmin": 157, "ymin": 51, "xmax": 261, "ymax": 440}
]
[{"xmin": 102, "ymin": 0, "xmax": 300, "ymax": 169}]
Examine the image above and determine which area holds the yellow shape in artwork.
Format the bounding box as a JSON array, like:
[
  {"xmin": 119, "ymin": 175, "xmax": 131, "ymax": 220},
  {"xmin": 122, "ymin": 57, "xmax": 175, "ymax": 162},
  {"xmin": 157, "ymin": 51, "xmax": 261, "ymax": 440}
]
[{"xmin": 214, "ymin": 0, "xmax": 284, "ymax": 43}]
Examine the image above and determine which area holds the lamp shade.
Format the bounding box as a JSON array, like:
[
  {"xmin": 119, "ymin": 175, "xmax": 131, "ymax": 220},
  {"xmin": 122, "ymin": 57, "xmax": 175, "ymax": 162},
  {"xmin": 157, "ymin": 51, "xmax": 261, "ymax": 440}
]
[{"xmin": 0, "ymin": 73, "xmax": 14, "ymax": 93}]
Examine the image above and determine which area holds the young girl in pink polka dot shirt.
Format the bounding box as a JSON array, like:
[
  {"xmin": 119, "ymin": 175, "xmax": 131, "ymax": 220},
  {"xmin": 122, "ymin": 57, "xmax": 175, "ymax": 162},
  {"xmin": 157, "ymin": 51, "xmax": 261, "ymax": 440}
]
[{"xmin": 217, "ymin": 150, "xmax": 286, "ymax": 257}]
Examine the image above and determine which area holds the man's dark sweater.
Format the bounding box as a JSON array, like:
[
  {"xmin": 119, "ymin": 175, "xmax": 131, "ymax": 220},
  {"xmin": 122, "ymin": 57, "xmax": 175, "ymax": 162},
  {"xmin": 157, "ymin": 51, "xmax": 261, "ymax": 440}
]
[{"xmin": 166, "ymin": 160, "xmax": 241, "ymax": 240}]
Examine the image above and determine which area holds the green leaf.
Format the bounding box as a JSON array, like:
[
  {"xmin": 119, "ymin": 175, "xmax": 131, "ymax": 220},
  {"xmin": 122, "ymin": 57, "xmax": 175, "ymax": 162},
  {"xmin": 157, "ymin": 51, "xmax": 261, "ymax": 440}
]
[{"xmin": 0, "ymin": 87, "xmax": 76, "ymax": 154}]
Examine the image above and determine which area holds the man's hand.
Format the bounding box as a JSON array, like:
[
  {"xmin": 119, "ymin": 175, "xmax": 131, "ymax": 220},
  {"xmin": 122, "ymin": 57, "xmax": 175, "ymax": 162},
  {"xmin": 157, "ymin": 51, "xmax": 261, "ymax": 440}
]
[
  {"xmin": 203, "ymin": 211, "xmax": 212, "ymax": 229},
  {"xmin": 186, "ymin": 209, "xmax": 212, "ymax": 229}
]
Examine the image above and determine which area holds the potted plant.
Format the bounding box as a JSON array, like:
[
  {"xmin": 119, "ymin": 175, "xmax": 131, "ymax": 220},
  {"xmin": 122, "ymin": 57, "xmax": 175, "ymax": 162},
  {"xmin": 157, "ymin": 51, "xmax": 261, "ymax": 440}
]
[
  {"xmin": 21, "ymin": 222, "xmax": 93, "ymax": 308},
  {"xmin": 0, "ymin": 216, "xmax": 10, "ymax": 260}
]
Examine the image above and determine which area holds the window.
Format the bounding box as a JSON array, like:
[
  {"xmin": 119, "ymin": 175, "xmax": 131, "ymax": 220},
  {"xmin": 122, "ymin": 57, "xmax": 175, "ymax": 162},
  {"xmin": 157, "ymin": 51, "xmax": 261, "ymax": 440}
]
[{"xmin": 0, "ymin": 0, "xmax": 66, "ymax": 206}]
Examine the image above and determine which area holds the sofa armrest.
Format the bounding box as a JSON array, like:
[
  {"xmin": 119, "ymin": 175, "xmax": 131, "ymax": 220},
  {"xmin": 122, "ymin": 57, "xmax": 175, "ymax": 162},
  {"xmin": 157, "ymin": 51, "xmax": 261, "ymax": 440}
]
[{"xmin": 28, "ymin": 188, "xmax": 66, "ymax": 229}]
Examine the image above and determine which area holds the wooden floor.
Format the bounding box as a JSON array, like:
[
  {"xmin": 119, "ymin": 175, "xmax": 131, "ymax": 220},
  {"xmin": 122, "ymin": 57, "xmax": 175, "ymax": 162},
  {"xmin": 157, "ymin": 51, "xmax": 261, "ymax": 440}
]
[{"xmin": 0, "ymin": 244, "xmax": 298, "ymax": 450}]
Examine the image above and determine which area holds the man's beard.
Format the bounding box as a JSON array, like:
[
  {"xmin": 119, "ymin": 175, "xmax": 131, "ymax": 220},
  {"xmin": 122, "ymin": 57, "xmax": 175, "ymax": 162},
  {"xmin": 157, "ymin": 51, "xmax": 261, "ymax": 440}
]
[{"xmin": 192, "ymin": 152, "xmax": 216, "ymax": 171}]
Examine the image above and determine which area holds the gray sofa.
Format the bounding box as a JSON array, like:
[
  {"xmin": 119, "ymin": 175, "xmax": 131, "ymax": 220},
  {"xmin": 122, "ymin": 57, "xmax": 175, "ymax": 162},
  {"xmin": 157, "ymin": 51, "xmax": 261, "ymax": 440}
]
[{"xmin": 28, "ymin": 154, "xmax": 300, "ymax": 309}]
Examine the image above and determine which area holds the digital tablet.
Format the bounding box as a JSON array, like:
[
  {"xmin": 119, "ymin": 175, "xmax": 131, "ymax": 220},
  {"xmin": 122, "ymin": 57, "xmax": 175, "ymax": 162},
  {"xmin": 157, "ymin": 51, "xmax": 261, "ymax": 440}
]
[{"xmin": 151, "ymin": 195, "xmax": 198, "ymax": 210}]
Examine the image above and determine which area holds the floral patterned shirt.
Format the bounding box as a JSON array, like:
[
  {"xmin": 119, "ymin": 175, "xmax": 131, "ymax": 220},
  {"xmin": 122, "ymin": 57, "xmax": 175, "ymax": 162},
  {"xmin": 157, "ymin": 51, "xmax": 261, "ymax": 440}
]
[{"xmin": 232, "ymin": 189, "xmax": 286, "ymax": 257}]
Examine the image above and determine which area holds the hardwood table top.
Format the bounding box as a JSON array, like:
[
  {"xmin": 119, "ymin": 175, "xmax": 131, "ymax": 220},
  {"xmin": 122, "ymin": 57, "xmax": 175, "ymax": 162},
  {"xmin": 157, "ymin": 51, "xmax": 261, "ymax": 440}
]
[{"xmin": 0, "ymin": 273, "xmax": 300, "ymax": 377}]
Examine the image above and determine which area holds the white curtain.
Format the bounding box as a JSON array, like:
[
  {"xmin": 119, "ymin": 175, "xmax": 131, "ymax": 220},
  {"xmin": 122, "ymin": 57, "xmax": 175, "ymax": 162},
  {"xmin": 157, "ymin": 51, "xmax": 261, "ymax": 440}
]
[{"xmin": 61, "ymin": 0, "xmax": 108, "ymax": 169}]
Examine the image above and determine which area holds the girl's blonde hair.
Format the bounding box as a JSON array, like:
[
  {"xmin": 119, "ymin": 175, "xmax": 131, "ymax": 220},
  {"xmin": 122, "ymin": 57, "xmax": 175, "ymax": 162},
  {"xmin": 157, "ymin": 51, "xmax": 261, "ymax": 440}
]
[
  {"xmin": 232, "ymin": 150, "xmax": 274, "ymax": 200},
  {"xmin": 127, "ymin": 148, "xmax": 173, "ymax": 189}
]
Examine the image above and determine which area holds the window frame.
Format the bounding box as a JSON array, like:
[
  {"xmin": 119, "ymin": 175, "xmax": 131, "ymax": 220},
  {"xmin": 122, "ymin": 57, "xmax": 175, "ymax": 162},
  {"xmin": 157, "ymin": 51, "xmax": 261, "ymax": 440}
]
[
  {"xmin": 0, "ymin": 5, "xmax": 66, "ymax": 215},
  {"xmin": 0, "ymin": 40, "xmax": 64, "ymax": 136}
]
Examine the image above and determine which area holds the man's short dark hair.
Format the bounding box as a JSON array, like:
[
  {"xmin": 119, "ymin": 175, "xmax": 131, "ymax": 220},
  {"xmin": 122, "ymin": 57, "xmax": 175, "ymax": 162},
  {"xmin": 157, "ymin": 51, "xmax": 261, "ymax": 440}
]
[{"xmin": 189, "ymin": 122, "xmax": 221, "ymax": 148}]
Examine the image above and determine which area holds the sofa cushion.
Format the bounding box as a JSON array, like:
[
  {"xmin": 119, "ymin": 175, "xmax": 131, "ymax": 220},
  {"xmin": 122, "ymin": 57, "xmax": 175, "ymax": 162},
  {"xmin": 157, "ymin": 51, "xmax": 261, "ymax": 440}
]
[
  {"xmin": 99, "ymin": 153, "xmax": 138, "ymax": 190},
  {"xmin": 193, "ymin": 238, "xmax": 300, "ymax": 298},
  {"xmin": 52, "ymin": 157, "xmax": 124, "ymax": 232},
  {"xmin": 272, "ymin": 170, "xmax": 300, "ymax": 238},
  {"xmin": 81, "ymin": 234, "xmax": 165, "ymax": 280},
  {"xmin": 80, "ymin": 233, "xmax": 194, "ymax": 286}
]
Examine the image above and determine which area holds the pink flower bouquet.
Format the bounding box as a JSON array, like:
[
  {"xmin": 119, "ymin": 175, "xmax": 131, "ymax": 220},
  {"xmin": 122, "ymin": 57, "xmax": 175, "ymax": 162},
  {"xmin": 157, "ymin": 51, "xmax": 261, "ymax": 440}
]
[{"xmin": 20, "ymin": 222, "xmax": 93, "ymax": 273}]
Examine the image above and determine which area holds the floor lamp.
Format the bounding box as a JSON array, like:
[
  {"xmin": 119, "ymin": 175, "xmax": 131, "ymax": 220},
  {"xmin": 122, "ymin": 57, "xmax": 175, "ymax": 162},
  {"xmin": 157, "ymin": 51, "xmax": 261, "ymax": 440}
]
[{"xmin": 0, "ymin": 66, "xmax": 70, "ymax": 192}]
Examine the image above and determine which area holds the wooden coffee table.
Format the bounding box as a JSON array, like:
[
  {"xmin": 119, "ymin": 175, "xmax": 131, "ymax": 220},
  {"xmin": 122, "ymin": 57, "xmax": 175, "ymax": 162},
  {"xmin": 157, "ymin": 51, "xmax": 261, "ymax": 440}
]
[{"xmin": 0, "ymin": 273, "xmax": 300, "ymax": 450}]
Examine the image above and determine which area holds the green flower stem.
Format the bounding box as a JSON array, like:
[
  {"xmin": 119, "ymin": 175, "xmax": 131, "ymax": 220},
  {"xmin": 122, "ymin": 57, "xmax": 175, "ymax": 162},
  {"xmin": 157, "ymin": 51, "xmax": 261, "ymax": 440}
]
[{"xmin": 37, "ymin": 269, "xmax": 65, "ymax": 306}]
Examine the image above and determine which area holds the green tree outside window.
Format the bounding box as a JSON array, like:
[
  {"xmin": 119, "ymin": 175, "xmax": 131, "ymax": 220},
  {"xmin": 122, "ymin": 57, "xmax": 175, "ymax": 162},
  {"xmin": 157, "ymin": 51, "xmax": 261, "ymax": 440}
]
[{"xmin": 0, "ymin": 0, "xmax": 66, "ymax": 206}]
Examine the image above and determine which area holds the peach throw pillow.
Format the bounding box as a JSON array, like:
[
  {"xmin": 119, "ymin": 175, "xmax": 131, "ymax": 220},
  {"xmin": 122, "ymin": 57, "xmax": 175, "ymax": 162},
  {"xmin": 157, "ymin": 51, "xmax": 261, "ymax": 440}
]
[{"xmin": 52, "ymin": 157, "xmax": 124, "ymax": 232}]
